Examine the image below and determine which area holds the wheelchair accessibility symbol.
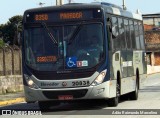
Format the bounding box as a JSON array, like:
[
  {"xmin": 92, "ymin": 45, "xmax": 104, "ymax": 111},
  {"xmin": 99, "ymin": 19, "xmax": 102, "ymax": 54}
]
[{"xmin": 66, "ymin": 57, "xmax": 77, "ymax": 68}]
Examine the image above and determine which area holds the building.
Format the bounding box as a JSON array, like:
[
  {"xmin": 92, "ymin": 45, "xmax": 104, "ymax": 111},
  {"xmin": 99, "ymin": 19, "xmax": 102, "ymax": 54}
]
[{"xmin": 143, "ymin": 13, "xmax": 160, "ymax": 74}]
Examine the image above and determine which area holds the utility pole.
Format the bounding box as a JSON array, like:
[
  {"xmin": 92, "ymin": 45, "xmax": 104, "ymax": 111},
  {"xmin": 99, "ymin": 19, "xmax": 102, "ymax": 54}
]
[
  {"xmin": 122, "ymin": 0, "xmax": 127, "ymax": 10},
  {"xmin": 68, "ymin": 0, "xmax": 74, "ymax": 3},
  {"xmin": 56, "ymin": 0, "xmax": 64, "ymax": 6},
  {"xmin": 38, "ymin": 2, "xmax": 45, "ymax": 7},
  {"xmin": 68, "ymin": 0, "xmax": 71, "ymax": 3}
]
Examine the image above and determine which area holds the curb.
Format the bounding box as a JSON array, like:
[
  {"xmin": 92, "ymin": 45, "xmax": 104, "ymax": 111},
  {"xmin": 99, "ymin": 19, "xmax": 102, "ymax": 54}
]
[{"xmin": 0, "ymin": 98, "xmax": 25, "ymax": 106}]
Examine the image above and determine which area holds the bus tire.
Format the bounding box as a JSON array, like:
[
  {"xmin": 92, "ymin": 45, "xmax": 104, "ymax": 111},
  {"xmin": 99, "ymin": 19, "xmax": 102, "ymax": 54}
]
[
  {"xmin": 108, "ymin": 82, "xmax": 120, "ymax": 107},
  {"xmin": 129, "ymin": 80, "xmax": 138, "ymax": 100},
  {"xmin": 38, "ymin": 101, "xmax": 60, "ymax": 110}
]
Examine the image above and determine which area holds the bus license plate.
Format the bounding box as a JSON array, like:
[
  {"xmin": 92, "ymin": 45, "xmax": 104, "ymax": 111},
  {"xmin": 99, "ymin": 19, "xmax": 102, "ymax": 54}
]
[{"xmin": 58, "ymin": 95, "xmax": 73, "ymax": 100}]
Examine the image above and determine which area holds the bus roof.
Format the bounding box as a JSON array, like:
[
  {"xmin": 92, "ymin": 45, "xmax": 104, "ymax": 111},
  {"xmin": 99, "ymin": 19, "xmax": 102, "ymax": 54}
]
[{"xmin": 24, "ymin": 2, "xmax": 142, "ymax": 21}]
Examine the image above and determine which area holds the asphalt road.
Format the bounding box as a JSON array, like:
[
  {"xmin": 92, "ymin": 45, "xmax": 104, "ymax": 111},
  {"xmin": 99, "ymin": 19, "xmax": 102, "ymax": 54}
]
[{"xmin": 0, "ymin": 73, "xmax": 160, "ymax": 118}]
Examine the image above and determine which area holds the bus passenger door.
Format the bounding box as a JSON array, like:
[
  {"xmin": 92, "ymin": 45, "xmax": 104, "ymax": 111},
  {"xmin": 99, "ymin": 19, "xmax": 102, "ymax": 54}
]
[
  {"xmin": 120, "ymin": 50, "xmax": 128, "ymax": 94},
  {"xmin": 121, "ymin": 51, "xmax": 128, "ymax": 78}
]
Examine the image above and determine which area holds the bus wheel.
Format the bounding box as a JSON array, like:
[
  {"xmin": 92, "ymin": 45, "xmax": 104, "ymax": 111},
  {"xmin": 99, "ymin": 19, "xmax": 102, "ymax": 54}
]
[
  {"xmin": 129, "ymin": 80, "xmax": 138, "ymax": 100},
  {"xmin": 108, "ymin": 82, "xmax": 120, "ymax": 107},
  {"xmin": 38, "ymin": 101, "xmax": 60, "ymax": 111}
]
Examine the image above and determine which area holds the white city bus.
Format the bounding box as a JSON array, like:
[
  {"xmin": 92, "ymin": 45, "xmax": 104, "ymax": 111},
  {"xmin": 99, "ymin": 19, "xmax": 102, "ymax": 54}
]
[{"xmin": 22, "ymin": 2, "xmax": 147, "ymax": 109}]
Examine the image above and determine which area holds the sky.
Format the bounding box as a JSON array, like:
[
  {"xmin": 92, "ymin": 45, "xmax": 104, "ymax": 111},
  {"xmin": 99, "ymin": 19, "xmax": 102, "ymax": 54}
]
[{"xmin": 0, "ymin": 0, "xmax": 160, "ymax": 24}]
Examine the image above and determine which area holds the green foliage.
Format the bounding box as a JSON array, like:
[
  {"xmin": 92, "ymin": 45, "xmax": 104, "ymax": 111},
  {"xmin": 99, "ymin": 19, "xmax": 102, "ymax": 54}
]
[
  {"xmin": 0, "ymin": 15, "xmax": 23, "ymax": 45},
  {"xmin": 0, "ymin": 39, "xmax": 5, "ymax": 47}
]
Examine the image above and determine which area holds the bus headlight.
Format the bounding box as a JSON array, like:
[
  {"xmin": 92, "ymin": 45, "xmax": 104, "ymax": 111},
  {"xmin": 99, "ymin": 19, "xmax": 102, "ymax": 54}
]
[
  {"xmin": 91, "ymin": 70, "xmax": 107, "ymax": 86},
  {"xmin": 24, "ymin": 74, "xmax": 39, "ymax": 89}
]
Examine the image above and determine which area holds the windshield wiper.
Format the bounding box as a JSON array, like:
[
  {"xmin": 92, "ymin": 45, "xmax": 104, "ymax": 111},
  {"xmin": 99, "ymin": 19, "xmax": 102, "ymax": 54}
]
[
  {"xmin": 67, "ymin": 24, "xmax": 83, "ymax": 45},
  {"xmin": 41, "ymin": 22, "xmax": 58, "ymax": 46}
]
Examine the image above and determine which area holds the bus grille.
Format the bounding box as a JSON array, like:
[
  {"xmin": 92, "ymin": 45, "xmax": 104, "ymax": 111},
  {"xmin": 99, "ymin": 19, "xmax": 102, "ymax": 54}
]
[
  {"xmin": 42, "ymin": 89, "xmax": 88, "ymax": 99},
  {"xmin": 32, "ymin": 71, "xmax": 94, "ymax": 80}
]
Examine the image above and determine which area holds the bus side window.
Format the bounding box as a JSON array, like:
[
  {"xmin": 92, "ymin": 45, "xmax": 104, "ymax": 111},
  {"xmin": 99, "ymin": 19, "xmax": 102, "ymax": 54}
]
[
  {"xmin": 139, "ymin": 22, "xmax": 145, "ymax": 50},
  {"xmin": 124, "ymin": 19, "xmax": 131, "ymax": 49},
  {"xmin": 129, "ymin": 20, "xmax": 136, "ymax": 49},
  {"xmin": 118, "ymin": 18, "xmax": 126, "ymax": 49},
  {"xmin": 111, "ymin": 16, "xmax": 120, "ymax": 50},
  {"xmin": 134, "ymin": 21, "xmax": 141, "ymax": 50}
]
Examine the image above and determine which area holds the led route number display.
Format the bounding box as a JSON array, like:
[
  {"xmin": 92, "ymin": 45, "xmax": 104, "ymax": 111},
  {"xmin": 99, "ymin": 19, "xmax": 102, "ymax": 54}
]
[
  {"xmin": 35, "ymin": 14, "xmax": 48, "ymax": 21},
  {"xmin": 37, "ymin": 56, "xmax": 57, "ymax": 63},
  {"xmin": 60, "ymin": 12, "xmax": 83, "ymax": 20}
]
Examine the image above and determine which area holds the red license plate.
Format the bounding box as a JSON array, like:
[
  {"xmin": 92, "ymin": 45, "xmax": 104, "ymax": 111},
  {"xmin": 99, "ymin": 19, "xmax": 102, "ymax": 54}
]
[{"xmin": 58, "ymin": 95, "xmax": 73, "ymax": 100}]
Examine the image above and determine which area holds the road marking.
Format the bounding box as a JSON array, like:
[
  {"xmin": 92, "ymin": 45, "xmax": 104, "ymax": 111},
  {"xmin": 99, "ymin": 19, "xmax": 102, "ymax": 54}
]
[
  {"xmin": 0, "ymin": 97, "xmax": 25, "ymax": 106},
  {"xmin": 150, "ymin": 82, "xmax": 160, "ymax": 86}
]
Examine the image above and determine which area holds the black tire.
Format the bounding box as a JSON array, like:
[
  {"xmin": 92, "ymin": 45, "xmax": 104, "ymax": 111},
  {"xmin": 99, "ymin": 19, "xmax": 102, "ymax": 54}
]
[
  {"xmin": 38, "ymin": 101, "xmax": 60, "ymax": 111},
  {"xmin": 108, "ymin": 82, "xmax": 120, "ymax": 107},
  {"xmin": 129, "ymin": 80, "xmax": 138, "ymax": 100}
]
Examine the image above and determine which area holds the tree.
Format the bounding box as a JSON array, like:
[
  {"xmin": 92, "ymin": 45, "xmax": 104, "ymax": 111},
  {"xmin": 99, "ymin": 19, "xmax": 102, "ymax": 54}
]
[
  {"xmin": 0, "ymin": 24, "xmax": 9, "ymax": 42},
  {"xmin": 0, "ymin": 15, "xmax": 22, "ymax": 45},
  {"xmin": 0, "ymin": 38, "xmax": 5, "ymax": 47}
]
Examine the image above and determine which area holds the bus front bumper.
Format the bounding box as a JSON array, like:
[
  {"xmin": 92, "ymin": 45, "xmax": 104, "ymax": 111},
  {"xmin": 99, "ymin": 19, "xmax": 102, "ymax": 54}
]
[{"xmin": 24, "ymin": 80, "xmax": 116, "ymax": 102}]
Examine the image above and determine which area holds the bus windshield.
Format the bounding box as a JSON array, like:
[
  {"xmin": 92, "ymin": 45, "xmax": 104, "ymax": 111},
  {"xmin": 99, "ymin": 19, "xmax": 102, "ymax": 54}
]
[{"xmin": 24, "ymin": 23, "xmax": 104, "ymax": 71}]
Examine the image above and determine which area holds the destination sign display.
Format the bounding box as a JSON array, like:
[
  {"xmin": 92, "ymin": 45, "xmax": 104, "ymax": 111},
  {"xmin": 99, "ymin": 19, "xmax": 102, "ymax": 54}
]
[
  {"xmin": 35, "ymin": 14, "xmax": 48, "ymax": 21},
  {"xmin": 37, "ymin": 56, "xmax": 57, "ymax": 63},
  {"xmin": 60, "ymin": 12, "xmax": 83, "ymax": 20},
  {"xmin": 25, "ymin": 9, "xmax": 102, "ymax": 22}
]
